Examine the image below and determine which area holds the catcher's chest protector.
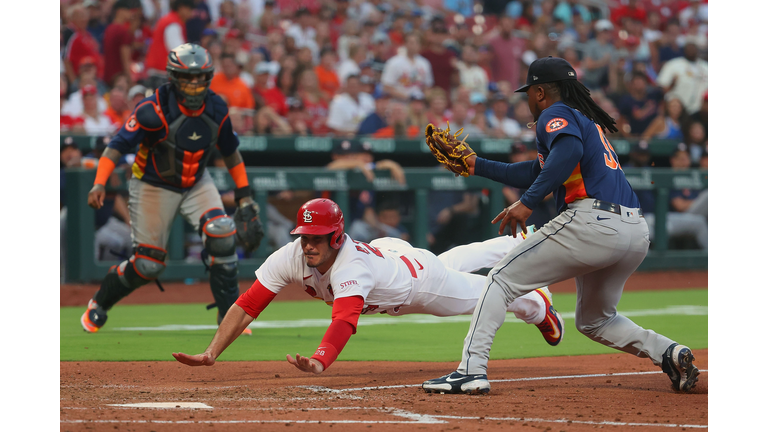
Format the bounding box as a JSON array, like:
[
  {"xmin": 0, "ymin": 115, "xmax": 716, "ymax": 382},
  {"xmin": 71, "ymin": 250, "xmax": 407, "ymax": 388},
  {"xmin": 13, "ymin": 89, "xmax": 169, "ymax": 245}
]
[{"xmin": 151, "ymin": 89, "xmax": 223, "ymax": 188}]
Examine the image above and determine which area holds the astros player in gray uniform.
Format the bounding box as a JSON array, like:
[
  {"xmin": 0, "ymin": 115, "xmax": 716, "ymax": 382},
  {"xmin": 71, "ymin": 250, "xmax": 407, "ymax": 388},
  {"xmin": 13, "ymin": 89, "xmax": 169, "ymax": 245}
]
[
  {"xmin": 80, "ymin": 44, "xmax": 259, "ymax": 335},
  {"xmin": 422, "ymin": 57, "xmax": 699, "ymax": 394}
]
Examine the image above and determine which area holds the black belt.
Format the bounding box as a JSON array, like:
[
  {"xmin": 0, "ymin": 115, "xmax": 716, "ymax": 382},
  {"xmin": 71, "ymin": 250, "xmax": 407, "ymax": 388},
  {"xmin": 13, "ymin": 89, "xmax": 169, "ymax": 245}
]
[{"xmin": 591, "ymin": 199, "xmax": 643, "ymax": 217}]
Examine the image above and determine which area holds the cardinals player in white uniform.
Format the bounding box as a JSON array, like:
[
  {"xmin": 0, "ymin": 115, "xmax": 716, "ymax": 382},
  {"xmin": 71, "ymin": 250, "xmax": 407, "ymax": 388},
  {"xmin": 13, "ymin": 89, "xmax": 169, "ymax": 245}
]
[{"xmin": 173, "ymin": 199, "xmax": 564, "ymax": 373}]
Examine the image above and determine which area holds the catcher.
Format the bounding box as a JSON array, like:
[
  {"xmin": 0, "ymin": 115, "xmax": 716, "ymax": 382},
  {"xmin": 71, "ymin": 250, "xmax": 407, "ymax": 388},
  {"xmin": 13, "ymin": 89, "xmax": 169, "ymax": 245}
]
[
  {"xmin": 80, "ymin": 43, "xmax": 264, "ymax": 334},
  {"xmin": 172, "ymin": 198, "xmax": 564, "ymax": 373}
]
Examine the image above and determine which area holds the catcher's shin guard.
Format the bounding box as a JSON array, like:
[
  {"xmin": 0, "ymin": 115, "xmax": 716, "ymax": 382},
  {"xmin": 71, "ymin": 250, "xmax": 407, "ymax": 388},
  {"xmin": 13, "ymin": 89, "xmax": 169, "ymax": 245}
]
[
  {"xmin": 93, "ymin": 245, "xmax": 167, "ymax": 310},
  {"xmin": 200, "ymin": 208, "xmax": 240, "ymax": 319}
]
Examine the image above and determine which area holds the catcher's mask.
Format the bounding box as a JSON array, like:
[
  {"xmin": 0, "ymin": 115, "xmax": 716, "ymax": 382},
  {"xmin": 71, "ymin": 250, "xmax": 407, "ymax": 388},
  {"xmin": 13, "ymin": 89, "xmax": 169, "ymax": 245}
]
[
  {"xmin": 290, "ymin": 199, "xmax": 346, "ymax": 249},
  {"xmin": 167, "ymin": 43, "xmax": 214, "ymax": 110}
]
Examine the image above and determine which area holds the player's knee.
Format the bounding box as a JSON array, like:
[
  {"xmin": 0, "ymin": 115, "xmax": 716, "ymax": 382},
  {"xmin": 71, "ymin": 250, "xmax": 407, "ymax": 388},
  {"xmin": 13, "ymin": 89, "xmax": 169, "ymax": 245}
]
[
  {"xmin": 118, "ymin": 244, "xmax": 167, "ymax": 287},
  {"xmin": 575, "ymin": 314, "xmax": 613, "ymax": 336},
  {"xmin": 200, "ymin": 209, "xmax": 237, "ymax": 257}
]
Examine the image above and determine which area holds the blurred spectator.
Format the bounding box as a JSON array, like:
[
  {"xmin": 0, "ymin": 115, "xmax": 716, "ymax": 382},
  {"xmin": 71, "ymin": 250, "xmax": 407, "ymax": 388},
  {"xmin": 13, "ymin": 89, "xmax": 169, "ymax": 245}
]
[
  {"xmin": 582, "ymin": 19, "xmax": 618, "ymax": 90},
  {"xmin": 560, "ymin": 46, "xmax": 583, "ymax": 82},
  {"xmin": 679, "ymin": 0, "xmax": 708, "ymax": 28},
  {"xmin": 616, "ymin": 71, "xmax": 663, "ymax": 137},
  {"xmin": 699, "ymin": 152, "xmax": 708, "ymax": 170},
  {"xmin": 286, "ymin": 8, "xmax": 319, "ymax": 63},
  {"xmin": 656, "ymin": 18, "xmax": 684, "ymax": 65},
  {"xmin": 103, "ymin": 88, "xmax": 130, "ymax": 126},
  {"xmin": 454, "ymin": 44, "xmax": 488, "ymax": 98},
  {"xmin": 642, "ymin": 97, "xmax": 687, "ymax": 141},
  {"xmin": 667, "ymin": 147, "xmax": 708, "ymax": 249},
  {"xmin": 326, "ymin": 138, "xmax": 406, "ymax": 223},
  {"xmin": 611, "ymin": 0, "xmax": 647, "ymax": 26},
  {"xmin": 348, "ymin": 201, "xmax": 410, "ymax": 243},
  {"xmin": 64, "ymin": 3, "xmax": 104, "ymax": 84},
  {"xmin": 62, "ymin": 66, "xmax": 108, "ymax": 118},
  {"xmin": 185, "ymin": 0, "xmax": 213, "ymax": 44},
  {"xmin": 337, "ymin": 19, "xmax": 362, "ymax": 62},
  {"xmin": 253, "ymin": 62, "xmax": 287, "ymax": 116},
  {"xmin": 210, "ymin": 53, "xmax": 256, "ymax": 109},
  {"xmin": 684, "ymin": 121, "xmax": 707, "ymax": 165},
  {"xmin": 102, "ymin": 0, "xmax": 140, "ymax": 87},
  {"xmin": 624, "ymin": 141, "xmax": 653, "ymax": 168},
  {"xmin": 326, "ymin": 74, "xmax": 375, "ymax": 135},
  {"xmin": 420, "ymin": 17, "xmax": 456, "ymax": 95},
  {"xmin": 84, "ymin": 0, "xmax": 108, "ymax": 49},
  {"xmin": 388, "ymin": 11, "xmax": 408, "ymax": 47},
  {"xmin": 253, "ymin": 106, "xmax": 292, "ymax": 135},
  {"xmin": 408, "ymin": 93, "xmax": 429, "ymax": 128},
  {"xmin": 212, "ymin": 0, "xmax": 235, "ymax": 28},
  {"xmin": 427, "ymin": 191, "xmax": 481, "ymax": 255},
  {"xmin": 425, "ymin": 87, "xmax": 449, "ymax": 128},
  {"xmin": 61, "ymin": 75, "xmax": 86, "ymax": 133},
  {"xmin": 285, "ymin": 97, "xmax": 311, "ymax": 135},
  {"xmin": 127, "ymin": 84, "xmax": 149, "ymax": 112},
  {"xmin": 315, "ymin": 48, "xmax": 341, "ymax": 99},
  {"xmin": 553, "ymin": 0, "xmax": 592, "ymax": 27},
  {"xmin": 81, "ymin": 85, "xmax": 117, "ymax": 135},
  {"xmin": 337, "ymin": 43, "xmax": 366, "ymax": 85},
  {"xmin": 486, "ymin": 93, "xmax": 521, "ymax": 138},
  {"xmin": 486, "ymin": 16, "xmax": 526, "ymax": 89},
  {"xmin": 689, "ymin": 91, "xmax": 708, "ymax": 139},
  {"xmin": 371, "ymin": 100, "xmax": 421, "ymax": 138},
  {"xmin": 296, "ymin": 68, "xmax": 331, "ymax": 135},
  {"xmin": 447, "ymin": 101, "xmax": 485, "ymax": 139},
  {"xmin": 381, "ymin": 33, "xmax": 434, "ymax": 101},
  {"xmin": 276, "ymin": 66, "xmax": 296, "ymax": 97},
  {"xmin": 145, "ymin": 0, "xmax": 195, "ymax": 89},
  {"xmin": 69, "ymin": 56, "xmax": 109, "ymax": 95},
  {"xmin": 358, "ymin": 92, "xmax": 390, "ymax": 135},
  {"xmin": 656, "ymin": 37, "xmax": 708, "ymax": 114}
]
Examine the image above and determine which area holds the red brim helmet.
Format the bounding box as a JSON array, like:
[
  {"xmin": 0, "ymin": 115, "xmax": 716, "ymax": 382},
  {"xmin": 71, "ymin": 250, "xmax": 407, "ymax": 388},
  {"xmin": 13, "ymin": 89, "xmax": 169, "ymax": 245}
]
[{"xmin": 290, "ymin": 198, "xmax": 345, "ymax": 249}]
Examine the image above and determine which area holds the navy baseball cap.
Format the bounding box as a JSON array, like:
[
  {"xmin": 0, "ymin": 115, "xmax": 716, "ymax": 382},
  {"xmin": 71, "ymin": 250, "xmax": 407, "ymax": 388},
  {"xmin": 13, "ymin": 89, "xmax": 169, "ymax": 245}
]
[{"xmin": 515, "ymin": 56, "xmax": 578, "ymax": 93}]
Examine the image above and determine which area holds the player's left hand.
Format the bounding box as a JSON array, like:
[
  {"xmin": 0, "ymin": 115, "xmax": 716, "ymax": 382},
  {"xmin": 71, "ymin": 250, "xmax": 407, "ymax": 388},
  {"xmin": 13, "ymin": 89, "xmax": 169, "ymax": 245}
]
[
  {"xmin": 286, "ymin": 353, "xmax": 325, "ymax": 374},
  {"xmin": 492, "ymin": 201, "xmax": 533, "ymax": 237},
  {"xmin": 172, "ymin": 352, "xmax": 216, "ymax": 366}
]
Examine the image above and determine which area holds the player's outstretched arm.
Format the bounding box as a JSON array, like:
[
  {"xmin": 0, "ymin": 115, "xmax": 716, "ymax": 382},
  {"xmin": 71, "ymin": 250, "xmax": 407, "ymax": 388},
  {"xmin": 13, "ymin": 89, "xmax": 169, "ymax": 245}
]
[
  {"xmin": 88, "ymin": 147, "xmax": 124, "ymax": 209},
  {"xmin": 172, "ymin": 304, "xmax": 253, "ymax": 366}
]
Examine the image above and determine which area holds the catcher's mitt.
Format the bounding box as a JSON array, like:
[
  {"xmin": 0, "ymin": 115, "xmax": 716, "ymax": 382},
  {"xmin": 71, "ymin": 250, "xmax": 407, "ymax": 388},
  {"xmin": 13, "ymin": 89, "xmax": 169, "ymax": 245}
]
[
  {"xmin": 425, "ymin": 122, "xmax": 476, "ymax": 177},
  {"xmin": 233, "ymin": 201, "xmax": 264, "ymax": 252}
]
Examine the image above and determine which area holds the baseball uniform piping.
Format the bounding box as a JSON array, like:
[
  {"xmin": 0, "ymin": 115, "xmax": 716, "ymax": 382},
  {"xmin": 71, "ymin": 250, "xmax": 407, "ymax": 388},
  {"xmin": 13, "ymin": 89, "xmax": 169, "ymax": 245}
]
[{"xmin": 463, "ymin": 210, "xmax": 578, "ymax": 373}]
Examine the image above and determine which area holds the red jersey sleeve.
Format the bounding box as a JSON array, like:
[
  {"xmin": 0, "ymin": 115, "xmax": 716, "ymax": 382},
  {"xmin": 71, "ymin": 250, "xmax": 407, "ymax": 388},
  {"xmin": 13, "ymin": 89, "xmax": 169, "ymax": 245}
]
[
  {"xmin": 310, "ymin": 296, "xmax": 364, "ymax": 370},
  {"xmin": 235, "ymin": 280, "xmax": 277, "ymax": 318}
]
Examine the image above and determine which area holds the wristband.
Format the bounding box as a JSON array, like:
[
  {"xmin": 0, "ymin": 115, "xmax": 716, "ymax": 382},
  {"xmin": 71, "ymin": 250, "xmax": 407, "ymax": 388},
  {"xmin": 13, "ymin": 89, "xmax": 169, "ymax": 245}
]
[{"xmin": 234, "ymin": 186, "xmax": 253, "ymax": 204}]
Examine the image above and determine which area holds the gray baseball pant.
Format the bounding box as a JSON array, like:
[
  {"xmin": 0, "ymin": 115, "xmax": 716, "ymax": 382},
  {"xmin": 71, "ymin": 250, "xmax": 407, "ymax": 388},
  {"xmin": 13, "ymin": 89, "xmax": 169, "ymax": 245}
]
[{"xmin": 457, "ymin": 198, "xmax": 676, "ymax": 376}]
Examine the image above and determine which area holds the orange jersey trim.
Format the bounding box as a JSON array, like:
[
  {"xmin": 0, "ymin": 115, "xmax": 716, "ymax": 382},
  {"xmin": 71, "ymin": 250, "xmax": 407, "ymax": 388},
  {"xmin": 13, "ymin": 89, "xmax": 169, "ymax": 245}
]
[
  {"xmin": 563, "ymin": 163, "xmax": 588, "ymax": 203},
  {"xmin": 131, "ymin": 144, "xmax": 149, "ymax": 179}
]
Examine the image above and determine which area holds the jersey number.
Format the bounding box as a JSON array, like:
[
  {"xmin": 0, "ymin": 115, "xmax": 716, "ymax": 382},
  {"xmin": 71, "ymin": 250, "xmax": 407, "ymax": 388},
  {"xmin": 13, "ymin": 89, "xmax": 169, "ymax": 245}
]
[
  {"xmin": 596, "ymin": 124, "xmax": 622, "ymax": 171},
  {"xmin": 352, "ymin": 240, "xmax": 384, "ymax": 258}
]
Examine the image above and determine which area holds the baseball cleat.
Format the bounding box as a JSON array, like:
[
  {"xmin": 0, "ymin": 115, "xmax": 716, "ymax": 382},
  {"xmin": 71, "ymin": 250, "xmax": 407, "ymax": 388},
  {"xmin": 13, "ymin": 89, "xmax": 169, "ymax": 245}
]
[
  {"xmin": 422, "ymin": 372, "xmax": 490, "ymax": 394},
  {"xmin": 534, "ymin": 288, "xmax": 564, "ymax": 346},
  {"xmin": 661, "ymin": 343, "xmax": 699, "ymax": 392},
  {"xmin": 241, "ymin": 328, "xmax": 252, "ymax": 336},
  {"xmin": 80, "ymin": 299, "xmax": 108, "ymax": 333}
]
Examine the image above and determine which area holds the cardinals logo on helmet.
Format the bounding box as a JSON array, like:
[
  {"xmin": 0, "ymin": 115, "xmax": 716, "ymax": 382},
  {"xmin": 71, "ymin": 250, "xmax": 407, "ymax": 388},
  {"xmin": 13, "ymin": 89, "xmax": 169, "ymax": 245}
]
[{"xmin": 303, "ymin": 209, "xmax": 313, "ymax": 223}]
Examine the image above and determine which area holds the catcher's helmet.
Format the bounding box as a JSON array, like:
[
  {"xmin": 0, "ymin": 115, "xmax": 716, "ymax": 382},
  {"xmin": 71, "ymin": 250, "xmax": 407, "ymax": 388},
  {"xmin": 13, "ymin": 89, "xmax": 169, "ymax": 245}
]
[
  {"xmin": 166, "ymin": 43, "xmax": 214, "ymax": 110},
  {"xmin": 290, "ymin": 199, "xmax": 345, "ymax": 249}
]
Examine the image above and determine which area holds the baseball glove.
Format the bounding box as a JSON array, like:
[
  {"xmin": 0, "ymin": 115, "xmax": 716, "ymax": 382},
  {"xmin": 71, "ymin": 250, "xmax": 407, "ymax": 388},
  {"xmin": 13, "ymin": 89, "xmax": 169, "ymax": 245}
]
[
  {"xmin": 425, "ymin": 122, "xmax": 476, "ymax": 177},
  {"xmin": 233, "ymin": 201, "xmax": 264, "ymax": 252}
]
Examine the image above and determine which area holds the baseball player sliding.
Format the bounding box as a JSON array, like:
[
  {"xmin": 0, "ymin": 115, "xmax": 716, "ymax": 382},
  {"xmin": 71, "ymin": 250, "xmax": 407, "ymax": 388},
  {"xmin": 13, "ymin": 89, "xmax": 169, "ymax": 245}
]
[
  {"xmin": 173, "ymin": 198, "xmax": 565, "ymax": 372},
  {"xmin": 422, "ymin": 56, "xmax": 699, "ymax": 394},
  {"xmin": 81, "ymin": 43, "xmax": 264, "ymax": 335}
]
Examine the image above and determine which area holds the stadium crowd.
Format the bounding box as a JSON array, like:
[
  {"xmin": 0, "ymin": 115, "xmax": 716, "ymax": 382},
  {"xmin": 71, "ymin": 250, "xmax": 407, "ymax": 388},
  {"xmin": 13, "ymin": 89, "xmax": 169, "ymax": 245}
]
[{"xmin": 60, "ymin": 0, "xmax": 708, "ymax": 260}]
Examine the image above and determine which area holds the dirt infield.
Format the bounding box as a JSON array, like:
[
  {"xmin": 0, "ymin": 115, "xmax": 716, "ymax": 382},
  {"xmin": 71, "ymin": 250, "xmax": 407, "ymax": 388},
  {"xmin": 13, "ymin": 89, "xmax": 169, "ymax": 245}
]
[
  {"xmin": 60, "ymin": 350, "xmax": 708, "ymax": 431},
  {"xmin": 60, "ymin": 270, "xmax": 708, "ymax": 307}
]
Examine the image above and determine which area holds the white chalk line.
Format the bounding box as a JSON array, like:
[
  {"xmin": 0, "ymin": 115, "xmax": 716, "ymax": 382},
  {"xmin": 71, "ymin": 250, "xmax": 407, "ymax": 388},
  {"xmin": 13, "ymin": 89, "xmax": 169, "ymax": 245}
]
[
  {"xmin": 61, "ymin": 406, "xmax": 447, "ymax": 424},
  {"xmin": 112, "ymin": 305, "xmax": 707, "ymax": 331},
  {"xmin": 432, "ymin": 415, "xmax": 708, "ymax": 429},
  {"xmin": 305, "ymin": 369, "xmax": 709, "ymax": 392}
]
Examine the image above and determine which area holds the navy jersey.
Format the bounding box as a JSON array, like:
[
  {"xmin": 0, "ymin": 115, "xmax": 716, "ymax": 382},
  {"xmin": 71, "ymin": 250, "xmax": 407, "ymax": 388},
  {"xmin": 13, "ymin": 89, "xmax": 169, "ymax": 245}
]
[
  {"xmin": 535, "ymin": 101, "xmax": 640, "ymax": 212},
  {"xmin": 108, "ymin": 84, "xmax": 239, "ymax": 193}
]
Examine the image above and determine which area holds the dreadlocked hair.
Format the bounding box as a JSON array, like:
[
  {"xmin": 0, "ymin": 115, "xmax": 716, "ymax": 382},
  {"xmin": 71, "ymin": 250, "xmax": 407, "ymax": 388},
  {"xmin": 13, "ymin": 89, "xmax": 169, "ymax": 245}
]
[{"xmin": 543, "ymin": 81, "xmax": 618, "ymax": 133}]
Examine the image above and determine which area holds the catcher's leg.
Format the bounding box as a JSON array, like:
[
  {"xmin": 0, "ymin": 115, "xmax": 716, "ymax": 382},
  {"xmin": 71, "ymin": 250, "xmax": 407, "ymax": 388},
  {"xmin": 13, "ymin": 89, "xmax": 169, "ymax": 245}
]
[
  {"xmin": 82, "ymin": 178, "xmax": 179, "ymax": 333},
  {"xmin": 179, "ymin": 172, "xmax": 241, "ymax": 322}
]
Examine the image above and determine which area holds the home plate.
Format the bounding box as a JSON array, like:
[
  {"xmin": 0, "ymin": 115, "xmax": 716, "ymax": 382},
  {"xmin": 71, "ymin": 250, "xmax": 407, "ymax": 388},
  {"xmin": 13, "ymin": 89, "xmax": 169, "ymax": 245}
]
[{"xmin": 107, "ymin": 402, "xmax": 213, "ymax": 409}]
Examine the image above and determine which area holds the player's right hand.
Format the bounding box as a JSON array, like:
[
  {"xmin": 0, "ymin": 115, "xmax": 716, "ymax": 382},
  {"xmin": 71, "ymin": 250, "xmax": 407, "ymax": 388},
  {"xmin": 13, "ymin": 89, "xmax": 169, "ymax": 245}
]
[
  {"xmin": 172, "ymin": 352, "xmax": 216, "ymax": 367},
  {"xmin": 87, "ymin": 184, "xmax": 106, "ymax": 209}
]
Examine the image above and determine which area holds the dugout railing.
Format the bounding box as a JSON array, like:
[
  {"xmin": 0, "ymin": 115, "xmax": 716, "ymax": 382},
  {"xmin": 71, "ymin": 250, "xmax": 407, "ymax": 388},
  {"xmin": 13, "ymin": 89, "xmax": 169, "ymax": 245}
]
[{"xmin": 63, "ymin": 167, "xmax": 707, "ymax": 282}]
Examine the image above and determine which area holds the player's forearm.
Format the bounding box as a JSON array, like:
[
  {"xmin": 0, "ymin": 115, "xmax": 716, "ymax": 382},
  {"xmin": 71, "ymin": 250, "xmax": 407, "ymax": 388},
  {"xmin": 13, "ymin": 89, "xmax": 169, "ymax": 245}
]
[
  {"xmin": 520, "ymin": 135, "xmax": 583, "ymax": 209},
  {"xmin": 204, "ymin": 304, "xmax": 253, "ymax": 359},
  {"xmin": 223, "ymin": 151, "xmax": 252, "ymax": 203},
  {"xmin": 474, "ymin": 157, "xmax": 541, "ymax": 189},
  {"xmin": 94, "ymin": 148, "xmax": 123, "ymax": 186}
]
